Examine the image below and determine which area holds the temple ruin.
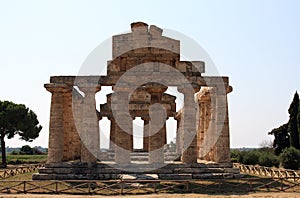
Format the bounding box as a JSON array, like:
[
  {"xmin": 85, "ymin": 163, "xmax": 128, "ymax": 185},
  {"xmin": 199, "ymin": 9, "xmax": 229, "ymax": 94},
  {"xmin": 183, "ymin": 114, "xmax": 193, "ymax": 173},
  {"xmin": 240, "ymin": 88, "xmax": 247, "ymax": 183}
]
[{"xmin": 34, "ymin": 22, "xmax": 239, "ymax": 180}]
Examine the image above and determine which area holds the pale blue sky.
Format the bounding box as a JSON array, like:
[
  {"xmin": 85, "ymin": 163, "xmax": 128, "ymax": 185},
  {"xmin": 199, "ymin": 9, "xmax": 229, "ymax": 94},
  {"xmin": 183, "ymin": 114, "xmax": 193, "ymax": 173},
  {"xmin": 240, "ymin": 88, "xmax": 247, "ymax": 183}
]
[{"xmin": 0, "ymin": 0, "xmax": 300, "ymax": 148}]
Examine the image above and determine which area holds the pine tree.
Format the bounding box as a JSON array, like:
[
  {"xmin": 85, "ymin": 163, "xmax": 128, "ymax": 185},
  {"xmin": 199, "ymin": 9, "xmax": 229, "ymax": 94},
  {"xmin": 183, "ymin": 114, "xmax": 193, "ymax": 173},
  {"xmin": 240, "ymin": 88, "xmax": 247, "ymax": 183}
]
[
  {"xmin": 0, "ymin": 100, "xmax": 42, "ymax": 167},
  {"xmin": 288, "ymin": 92, "xmax": 300, "ymax": 149}
]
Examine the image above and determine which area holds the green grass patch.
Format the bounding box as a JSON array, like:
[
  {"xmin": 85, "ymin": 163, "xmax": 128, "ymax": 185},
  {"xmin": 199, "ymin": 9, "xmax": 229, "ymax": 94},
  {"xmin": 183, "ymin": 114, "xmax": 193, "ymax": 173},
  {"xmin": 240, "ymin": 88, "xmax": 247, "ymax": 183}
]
[{"xmin": 1, "ymin": 154, "xmax": 47, "ymax": 164}]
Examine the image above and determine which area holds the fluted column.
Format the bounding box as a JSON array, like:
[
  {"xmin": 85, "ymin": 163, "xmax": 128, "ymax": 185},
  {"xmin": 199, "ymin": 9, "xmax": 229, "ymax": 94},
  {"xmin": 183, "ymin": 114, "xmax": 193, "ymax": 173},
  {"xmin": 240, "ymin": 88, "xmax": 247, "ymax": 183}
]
[
  {"xmin": 198, "ymin": 88, "xmax": 215, "ymax": 161},
  {"xmin": 213, "ymin": 86, "xmax": 232, "ymax": 163},
  {"xmin": 79, "ymin": 85, "xmax": 101, "ymax": 167},
  {"xmin": 112, "ymin": 91, "xmax": 133, "ymax": 164},
  {"xmin": 146, "ymin": 83, "xmax": 168, "ymax": 164},
  {"xmin": 178, "ymin": 85, "xmax": 200, "ymax": 163},
  {"xmin": 61, "ymin": 88, "xmax": 81, "ymax": 161},
  {"xmin": 174, "ymin": 113, "xmax": 181, "ymax": 155},
  {"xmin": 45, "ymin": 83, "xmax": 71, "ymax": 163},
  {"xmin": 197, "ymin": 101, "xmax": 205, "ymax": 159},
  {"xmin": 108, "ymin": 116, "xmax": 116, "ymax": 151}
]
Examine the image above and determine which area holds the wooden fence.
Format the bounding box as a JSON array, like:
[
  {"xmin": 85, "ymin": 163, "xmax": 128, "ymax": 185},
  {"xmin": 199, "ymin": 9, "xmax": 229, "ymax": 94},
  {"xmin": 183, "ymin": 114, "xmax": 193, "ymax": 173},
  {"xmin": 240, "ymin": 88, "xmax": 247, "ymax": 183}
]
[
  {"xmin": 0, "ymin": 178, "xmax": 299, "ymax": 195},
  {"xmin": 0, "ymin": 163, "xmax": 299, "ymax": 195},
  {"xmin": 234, "ymin": 163, "xmax": 300, "ymax": 181},
  {"xmin": 0, "ymin": 164, "xmax": 45, "ymax": 179}
]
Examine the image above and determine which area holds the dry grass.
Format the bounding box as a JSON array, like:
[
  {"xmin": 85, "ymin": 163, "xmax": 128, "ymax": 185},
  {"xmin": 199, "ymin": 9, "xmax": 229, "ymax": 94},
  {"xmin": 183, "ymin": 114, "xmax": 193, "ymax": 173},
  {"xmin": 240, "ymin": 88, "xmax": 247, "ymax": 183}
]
[
  {"xmin": 0, "ymin": 192, "xmax": 300, "ymax": 198},
  {"xmin": 0, "ymin": 171, "xmax": 300, "ymax": 197}
]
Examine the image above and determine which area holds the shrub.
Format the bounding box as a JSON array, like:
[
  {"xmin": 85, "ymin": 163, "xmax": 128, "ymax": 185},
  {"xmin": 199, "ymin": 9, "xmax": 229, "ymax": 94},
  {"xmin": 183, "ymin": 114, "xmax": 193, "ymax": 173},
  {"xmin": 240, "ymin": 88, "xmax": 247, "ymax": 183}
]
[
  {"xmin": 11, "ymin": 150, "xmax": 19, "ymax": 155},
  {"xmin": 242, "ymin": 150, "xmax": 260, "ymax": 165},
  {"xmin": 32, "ymin": 147, "xmax": 44, "ymax": 155},
  {"xmin": 230, "ymin": 150, "xmax": 242, "ymax": 163},
  {"xmin": 258, "ymin": 152, "xmax": 280, "ymax": 167},
  {"xmin": 279, "ymin": 147, "xmax": 300, "ymax": 170}
]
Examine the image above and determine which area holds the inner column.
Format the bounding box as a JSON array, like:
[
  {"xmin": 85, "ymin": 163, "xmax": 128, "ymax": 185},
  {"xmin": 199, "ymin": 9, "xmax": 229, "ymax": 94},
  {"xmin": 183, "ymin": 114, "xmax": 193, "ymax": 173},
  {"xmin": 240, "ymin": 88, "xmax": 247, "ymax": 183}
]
[
  {"xmin": 108, "ymin": 116, "xmax": 116, "ymax": 151},
  {"xmin": 113, "ymin": 91, "xmax": 133, "ymax": 164},
  {"xmin": 145, "ymin": 83, "xmax": 168, "ymax": 164}
]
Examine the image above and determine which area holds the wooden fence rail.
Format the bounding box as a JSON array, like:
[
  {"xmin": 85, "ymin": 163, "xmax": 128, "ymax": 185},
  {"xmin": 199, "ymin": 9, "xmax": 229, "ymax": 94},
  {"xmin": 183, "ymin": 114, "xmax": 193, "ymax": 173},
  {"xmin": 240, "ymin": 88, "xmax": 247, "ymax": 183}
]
[
  {"xmin": 0, "ymin": 178, "xmax": 299, "ymax": 195},
  {"xmin": 0, "ymin": 163, "xmax": 299, "ymax": 195},
  {"xmin": 0, "ymin": 163, "xmax": 45, "ymax": 179},
  {"xmin": 233, "ymin": 163, "xmax": 300, "ymax": 181}
]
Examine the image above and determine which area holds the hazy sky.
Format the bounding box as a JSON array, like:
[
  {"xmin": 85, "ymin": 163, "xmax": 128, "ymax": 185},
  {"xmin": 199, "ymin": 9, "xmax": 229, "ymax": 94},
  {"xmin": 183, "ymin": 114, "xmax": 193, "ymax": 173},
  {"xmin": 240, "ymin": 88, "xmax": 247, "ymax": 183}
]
[{"xmin": 0, "ymin": 0, "xmax": 300, "ymax": 148}]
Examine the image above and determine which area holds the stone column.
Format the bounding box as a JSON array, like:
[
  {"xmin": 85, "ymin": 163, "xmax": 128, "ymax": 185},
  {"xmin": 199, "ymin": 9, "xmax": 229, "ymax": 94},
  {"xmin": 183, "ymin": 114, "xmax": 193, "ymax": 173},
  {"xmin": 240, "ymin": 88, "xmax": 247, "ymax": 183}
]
[
  {"xmin": 213, "ymin": 86, "xmax": 232, "ymax": 163},
  {"xmin": 108, "ymin": 116, "xmax": 116, "ymax": 151},
  {"xmin": 45, "ymin": 83, "xmax": 71, "ymax": 163},
  {"xmin": 79, "ymin": 85, "xmax": 101, "ymax": 166},
  {"xmin": 196, "ymin": 89, "xmax": 211, "ymax": 160},
  {"xmin": 178, "ymin": 85, "xmax": 200, "ymax": 163},
  {"xmin": 174, "ymin": 113, "xmax": 181, "ymax": 155},
  {"xmin": 112, "ymin": 91, "xmax": 133, "ymax": 164},
  {"xmin": 145, "ymin": 83, "xmax": 168, "ymax": 164},
  {"xmin": 142, "ymin": 116, "xmax": 150, "ymax": 152},
  {"xmin": 62, "ymin": 87, "xmax": 81, "ymax": 161}
]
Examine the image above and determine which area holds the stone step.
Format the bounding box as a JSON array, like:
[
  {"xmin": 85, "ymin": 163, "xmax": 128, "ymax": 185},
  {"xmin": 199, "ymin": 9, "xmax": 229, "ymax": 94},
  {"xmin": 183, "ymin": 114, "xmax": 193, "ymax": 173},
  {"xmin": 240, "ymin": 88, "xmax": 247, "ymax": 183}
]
[
  {"xmin": 38, "ymin": 166, "xmax": 239, "ymax": 175},
  {"xmin": 36, "ymin": 162, "xmax": 240, "ymax": 181},
  {"xmin": 45, "ymin": 162, "xmax": 233, "ymax": 169}
]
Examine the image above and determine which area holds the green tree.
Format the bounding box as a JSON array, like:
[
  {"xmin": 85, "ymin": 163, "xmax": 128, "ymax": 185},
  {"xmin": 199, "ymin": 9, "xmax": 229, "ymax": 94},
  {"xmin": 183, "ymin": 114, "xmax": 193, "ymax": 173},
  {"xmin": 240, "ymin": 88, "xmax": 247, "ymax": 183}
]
[
  {"xmin": 298, "ymin": 97, "xmax": 300, "ymax": 147},
  {"xmin": 20, "ymin": 145, "xmax": 33, "ymax": 155},
  {"xmin": 288, "ymin": 92, "xmax": 300, "ymax": 149},
  {"xmin": 0, "ymin": 101, "xmax": 42, "ymax": 167},
  {"xmin": 268, "ymin": 123, "xmax": 290, "ymax": 155}
]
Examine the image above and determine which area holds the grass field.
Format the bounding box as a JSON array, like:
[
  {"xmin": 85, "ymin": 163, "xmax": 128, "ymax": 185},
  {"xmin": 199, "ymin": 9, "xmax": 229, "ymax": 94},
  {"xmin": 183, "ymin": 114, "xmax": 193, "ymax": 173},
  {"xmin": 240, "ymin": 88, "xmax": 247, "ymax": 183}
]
[{"xmin": 1, "ymin": 154, "xmax": 47, "ymax": 164}]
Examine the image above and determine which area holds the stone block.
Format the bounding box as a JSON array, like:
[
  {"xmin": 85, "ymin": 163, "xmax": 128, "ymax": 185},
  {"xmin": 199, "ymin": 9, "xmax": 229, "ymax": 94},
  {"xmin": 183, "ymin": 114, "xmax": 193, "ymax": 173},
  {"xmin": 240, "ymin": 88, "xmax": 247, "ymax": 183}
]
[
  {"xmin": 159, "ymin": 174, "xmax": 192, "ymax": 180},
  {"xmin": 32, "ymin": 173, "xmax": 56, "ymax": 180}
]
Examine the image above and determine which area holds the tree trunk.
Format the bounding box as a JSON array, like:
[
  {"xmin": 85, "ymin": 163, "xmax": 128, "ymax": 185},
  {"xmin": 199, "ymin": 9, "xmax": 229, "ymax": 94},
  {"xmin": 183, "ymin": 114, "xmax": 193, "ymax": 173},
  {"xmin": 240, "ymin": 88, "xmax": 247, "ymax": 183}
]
[{"xmin": 1, "ymin": 136, "xmax": 6, "ymax": 168}]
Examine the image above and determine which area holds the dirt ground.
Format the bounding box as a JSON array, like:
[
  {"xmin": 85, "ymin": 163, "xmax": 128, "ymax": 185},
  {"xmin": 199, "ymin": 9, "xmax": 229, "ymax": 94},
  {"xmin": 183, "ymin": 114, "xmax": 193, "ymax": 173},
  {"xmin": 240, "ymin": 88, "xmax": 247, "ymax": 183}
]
[{"xmin": 0, "ymin": 193, "xmax": 300, "ymax": 198}]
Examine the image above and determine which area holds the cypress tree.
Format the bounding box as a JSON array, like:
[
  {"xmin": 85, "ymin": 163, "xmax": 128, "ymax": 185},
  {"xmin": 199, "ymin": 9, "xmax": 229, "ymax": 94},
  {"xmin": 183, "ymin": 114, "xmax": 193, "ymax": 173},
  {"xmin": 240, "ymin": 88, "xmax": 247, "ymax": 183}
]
[
  {"xmin": 288, "ymin": 92, "xmax": 300, "ymax": 149},
  {"xmin": 298, "ymin": 95, "xmax": 300, "ymax": 147}
]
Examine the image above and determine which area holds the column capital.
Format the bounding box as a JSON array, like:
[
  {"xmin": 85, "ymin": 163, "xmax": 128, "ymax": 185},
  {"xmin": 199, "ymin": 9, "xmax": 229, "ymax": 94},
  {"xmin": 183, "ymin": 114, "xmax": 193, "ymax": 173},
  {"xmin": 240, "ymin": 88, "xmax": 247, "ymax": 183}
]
[
  {"xmin": 209, "ymin": 85, "xmax": 232, "ymax": 95},
  {"xmin": 226, "ymin": 85, "xmax": 233, "ymax": 94},
  {"xmin": 79, "ymin": 84, "xmax": 101, "ymax": 94},
  {"xmin": 141, "ymin": 115, "xmax": 150, "ymax": 121},
  {"xmin": 177, "ymin": 83, "xmax": 200, "ymax": 94},
  {"xmin": 44, "ymin": 83, "xmax": 72, "ymax": 93},
  {"xmin": 145, "ymin": 83, "xmax": 167, "ymax": 93},
  {"xmin": 107, "ymin": 116, "xmax": 115, "ymax": 121},
  {"xmin": 174, "ymin": 110, "xmax": 182, "ymax": 120}
]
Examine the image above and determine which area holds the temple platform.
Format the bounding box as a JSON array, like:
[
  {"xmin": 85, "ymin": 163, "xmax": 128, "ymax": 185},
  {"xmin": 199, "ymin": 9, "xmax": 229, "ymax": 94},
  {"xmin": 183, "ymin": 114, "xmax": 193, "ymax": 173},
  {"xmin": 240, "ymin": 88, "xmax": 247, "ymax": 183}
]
[{"xmin": 33, "ymin": 161, "xmax": 240, "ymax": 180}]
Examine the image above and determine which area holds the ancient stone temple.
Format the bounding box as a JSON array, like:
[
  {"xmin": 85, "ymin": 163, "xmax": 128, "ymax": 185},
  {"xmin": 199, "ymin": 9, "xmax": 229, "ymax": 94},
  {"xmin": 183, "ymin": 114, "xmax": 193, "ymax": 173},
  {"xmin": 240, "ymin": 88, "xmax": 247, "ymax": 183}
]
[{"xmin": 33, "ymin": 22, "xmax": 239, "ymax": 180}]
